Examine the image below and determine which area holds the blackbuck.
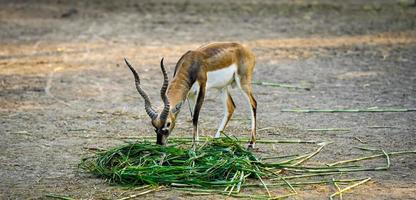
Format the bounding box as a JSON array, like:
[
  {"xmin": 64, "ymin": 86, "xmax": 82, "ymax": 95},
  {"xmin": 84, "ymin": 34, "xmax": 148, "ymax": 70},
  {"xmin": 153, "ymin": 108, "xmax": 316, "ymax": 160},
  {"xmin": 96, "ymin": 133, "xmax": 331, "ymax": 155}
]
[{"xmin": 125, "ymin": 42, "xmax": 257, "ymax": 148}]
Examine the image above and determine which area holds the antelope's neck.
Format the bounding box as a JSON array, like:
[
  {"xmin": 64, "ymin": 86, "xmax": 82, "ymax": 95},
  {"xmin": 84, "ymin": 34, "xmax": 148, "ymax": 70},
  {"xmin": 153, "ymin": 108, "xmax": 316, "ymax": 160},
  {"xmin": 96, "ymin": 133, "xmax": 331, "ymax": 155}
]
[{"xmin": 166, "ymin": 78, "xmax": 191, "ymax": 110}]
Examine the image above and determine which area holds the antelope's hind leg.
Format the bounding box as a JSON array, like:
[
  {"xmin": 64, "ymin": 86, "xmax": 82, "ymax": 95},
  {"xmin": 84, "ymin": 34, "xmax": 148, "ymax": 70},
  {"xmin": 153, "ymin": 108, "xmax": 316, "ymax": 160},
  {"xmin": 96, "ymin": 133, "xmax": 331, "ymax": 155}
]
[
  {"xmin": 215, "ymin": 88, "xmax": 236, "ymax": 138},
  {"xmin": 236, "ymin": 81, "xmax": 257, "ymax": 148}
]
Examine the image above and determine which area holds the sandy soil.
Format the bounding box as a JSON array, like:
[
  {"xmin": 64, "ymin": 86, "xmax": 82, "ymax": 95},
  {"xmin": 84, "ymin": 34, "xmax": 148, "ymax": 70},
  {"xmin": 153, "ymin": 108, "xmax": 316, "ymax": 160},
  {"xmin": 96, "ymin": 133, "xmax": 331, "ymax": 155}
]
[{"xmin": 1, "ymin": 0, "xmax": 415, "ymax": 199}]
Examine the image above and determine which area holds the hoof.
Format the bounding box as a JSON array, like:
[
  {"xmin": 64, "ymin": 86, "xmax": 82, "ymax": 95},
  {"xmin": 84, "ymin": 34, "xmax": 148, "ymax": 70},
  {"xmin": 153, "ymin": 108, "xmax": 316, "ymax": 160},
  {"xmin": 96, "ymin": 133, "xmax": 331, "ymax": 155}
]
[{"xmin": 247, "ymin": 142, "xmax": 256, "ymax": 149}]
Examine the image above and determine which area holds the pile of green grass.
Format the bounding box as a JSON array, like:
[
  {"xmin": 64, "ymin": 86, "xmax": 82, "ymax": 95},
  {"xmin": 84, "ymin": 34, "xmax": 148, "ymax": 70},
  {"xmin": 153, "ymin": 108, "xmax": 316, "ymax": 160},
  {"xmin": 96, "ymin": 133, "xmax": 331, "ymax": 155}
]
[
  {"xmin": 81, "ymin": 135, "xmax": 261, "ymax": 188},
  {"xmin": 80, "ymin": 135, "xmax": 415, "ymax": 199}
]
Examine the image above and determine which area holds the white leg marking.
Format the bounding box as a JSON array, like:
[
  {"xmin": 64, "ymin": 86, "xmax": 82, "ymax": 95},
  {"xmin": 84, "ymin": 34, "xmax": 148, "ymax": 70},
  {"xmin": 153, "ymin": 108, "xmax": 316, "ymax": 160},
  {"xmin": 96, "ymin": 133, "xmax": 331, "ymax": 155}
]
[
  {"xmin": 187, "ymin": 82, "xmax": 199, "ymax": 117},
  {"xmin": 197, "ymin": 128, "xmax": 200, "ymax": 141},
  {"xmin": 215, "ymin": 88, "xmax": 229, "ymax": 138},
  {"xmin": 187, "ymin": 94, "xmax": 196, "ymax": 117}
]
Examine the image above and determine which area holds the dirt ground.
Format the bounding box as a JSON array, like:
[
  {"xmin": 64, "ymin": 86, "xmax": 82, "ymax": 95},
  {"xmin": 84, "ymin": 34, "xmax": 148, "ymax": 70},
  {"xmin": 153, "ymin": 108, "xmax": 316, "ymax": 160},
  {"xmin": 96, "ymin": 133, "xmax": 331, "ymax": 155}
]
[{"xmin": 1, "ymin": 0, "xmax": 416, "ymax": 199}]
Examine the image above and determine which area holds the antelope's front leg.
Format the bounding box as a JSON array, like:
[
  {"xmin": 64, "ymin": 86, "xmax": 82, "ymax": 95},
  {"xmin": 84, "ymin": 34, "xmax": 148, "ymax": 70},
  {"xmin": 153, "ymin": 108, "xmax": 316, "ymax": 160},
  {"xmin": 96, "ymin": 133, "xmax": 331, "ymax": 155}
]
[{"xmin": 191, "ymin": 83, "xmax": 206, "ymax": 150}]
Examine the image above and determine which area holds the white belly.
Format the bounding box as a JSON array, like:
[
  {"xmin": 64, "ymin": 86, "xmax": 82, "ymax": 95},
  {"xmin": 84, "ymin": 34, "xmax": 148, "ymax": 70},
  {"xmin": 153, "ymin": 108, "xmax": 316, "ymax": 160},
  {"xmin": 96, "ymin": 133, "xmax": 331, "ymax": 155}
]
[
  {"xmin": 188, "ymin": 64, "xmax": 237, "ymax": 97},
  {"xmin": 206, "ymin": 64, "xmax": 237, "ymax": 89}
]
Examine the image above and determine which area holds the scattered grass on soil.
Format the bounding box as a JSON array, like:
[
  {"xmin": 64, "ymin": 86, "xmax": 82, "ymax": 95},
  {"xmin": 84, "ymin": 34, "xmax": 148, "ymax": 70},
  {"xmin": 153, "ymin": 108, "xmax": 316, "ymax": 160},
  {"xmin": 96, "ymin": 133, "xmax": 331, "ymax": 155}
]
[{"xmin": 79, "ymin": 134, "xmax": 416, "ymax": 199}]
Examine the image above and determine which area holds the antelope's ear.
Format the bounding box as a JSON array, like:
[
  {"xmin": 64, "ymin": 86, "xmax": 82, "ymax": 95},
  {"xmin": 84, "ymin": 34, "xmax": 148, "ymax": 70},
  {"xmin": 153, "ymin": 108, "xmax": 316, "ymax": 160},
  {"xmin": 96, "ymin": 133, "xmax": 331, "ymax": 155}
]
[{"xmin": 171, "ymin": 101, "xmax": 183, "ymax": 115}]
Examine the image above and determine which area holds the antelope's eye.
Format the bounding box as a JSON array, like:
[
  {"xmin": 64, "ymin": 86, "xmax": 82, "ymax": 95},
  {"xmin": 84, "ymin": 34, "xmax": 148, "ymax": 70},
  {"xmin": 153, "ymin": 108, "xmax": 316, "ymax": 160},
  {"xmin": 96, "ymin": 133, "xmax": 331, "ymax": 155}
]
[{"xmin": 166, "ymin": 122, "xmax": 171, "ymax": 127}]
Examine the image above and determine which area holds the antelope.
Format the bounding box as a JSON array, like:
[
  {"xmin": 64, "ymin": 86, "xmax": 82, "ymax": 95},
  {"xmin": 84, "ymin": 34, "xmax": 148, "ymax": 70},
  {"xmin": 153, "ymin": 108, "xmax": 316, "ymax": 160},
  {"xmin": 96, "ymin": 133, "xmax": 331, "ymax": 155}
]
[{"xmin": 125, "ymin": 42, "xmax": 257, "ymax": 148}]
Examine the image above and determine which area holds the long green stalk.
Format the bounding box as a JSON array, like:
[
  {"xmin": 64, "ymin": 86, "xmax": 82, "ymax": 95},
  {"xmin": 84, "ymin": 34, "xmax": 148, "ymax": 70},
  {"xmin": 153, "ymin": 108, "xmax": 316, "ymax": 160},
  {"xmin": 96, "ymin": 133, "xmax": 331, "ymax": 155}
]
[
  {"xmin": 252, "ymin": 81, "xmax": 311, "ymax": 90},
  {"xmin": 261, "ymin": 154, "xmax": 299, "ymax": 160},
  {"xmin": 268, "ymin": 192, "xmax": 298, "ymax": 200},
  {"xmin": 291, "ymin": 143, "xmax": 327, "ymax": 166},
  {"xmin": 367, "ymin": 126, "xmax": 398, "ymax": 129},
  {"xmin": 224, "ymin": 171, "xmax": 239, "ymax": 194},
  {"xmin": 307, "ymin": 128, "xmax": 350, "ymax": 132},
  {"xmin": 235, "ymin": 171, "xmax": 245, "ymax": 193},
  {"xmin": 382, "ymin": 150, "xmax": 390, "ymax": 169},
  {"xmin": 353, "ymin": 146, "xmax": 380, "ymax": 151},
  {"xmin": 271, "ymin": 171, "xmax": 297, "ymax": 197},
  {"xmin": 281, "ymin": 108, "xmax": 416, "ymax": 113},
  {"xmin": 273, "ymin": 172, "xmax": 343, "ymax": 181},
  {"xmin": 45, "ymin": 194, "xmax": 74, "ymax": 200},
  {"xmin": 329, "ymin": 178, "xmax": 371, "ymax": 200},
  {"xmin": 254, "ymin": 165, "xmax": 271, "ymax": 197},
  {"xmin": 286, "ymin": 166, "xmax": 387, "ymax": 173},
  {"xmin": 275, "ymin": 154, "xmax": 310, "ymax": 165},
  {"xmin": 117, "ymin": 187, "xmax": 162, "ymax": 200},
  {"xmin": 270, "ymin": 143, "xmax": 328, "ymax": 176},
  {"xmin": 176, "ymin": 188, "xmax": 269, "ymax": 199},
  {"xmin": 245, "ymin": 178, "xmax": 369, "ymax": 187},
  {"xmin": 327, "ymin": 150, "xmax": 415, "ymax": 166},
  {"xmin": 332, "ymin": 178, "xmax": 343, "ymax": 200}
]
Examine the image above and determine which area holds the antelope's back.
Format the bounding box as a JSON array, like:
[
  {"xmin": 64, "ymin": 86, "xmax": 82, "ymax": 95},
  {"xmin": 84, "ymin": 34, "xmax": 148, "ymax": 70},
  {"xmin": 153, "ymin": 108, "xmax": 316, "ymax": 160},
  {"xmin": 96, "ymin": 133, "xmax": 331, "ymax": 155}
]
[{"xmin": 197, "ymin": 42, "xmax": 254, "ymax": 71}]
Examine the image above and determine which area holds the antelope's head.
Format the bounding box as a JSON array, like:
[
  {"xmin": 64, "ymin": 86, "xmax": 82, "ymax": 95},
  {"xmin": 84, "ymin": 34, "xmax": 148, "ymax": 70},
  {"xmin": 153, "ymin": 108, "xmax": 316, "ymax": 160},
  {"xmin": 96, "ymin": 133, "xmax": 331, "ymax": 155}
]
[{"xmin": 124, "ymin": 58, "xmax": 179, "ymax": 145}]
